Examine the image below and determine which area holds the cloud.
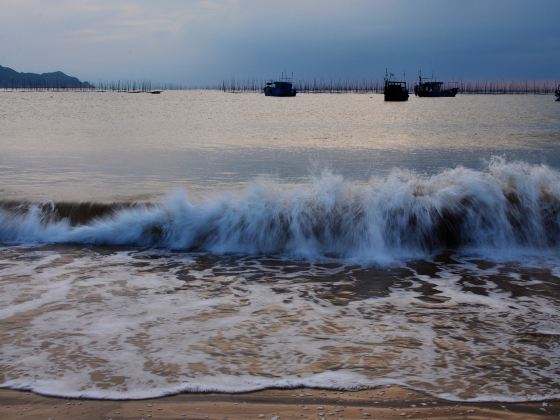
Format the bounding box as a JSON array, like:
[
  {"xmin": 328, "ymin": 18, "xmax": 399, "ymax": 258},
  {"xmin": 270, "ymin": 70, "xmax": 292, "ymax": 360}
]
[{"xmin": 0, "ymin": 0, "xmax": 558, "ymax": 84}]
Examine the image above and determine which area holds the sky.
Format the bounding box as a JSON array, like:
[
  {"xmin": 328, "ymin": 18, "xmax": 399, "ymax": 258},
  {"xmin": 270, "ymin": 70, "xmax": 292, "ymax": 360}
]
[{"xmin": 0, "ymin": 0, "xmax": 559, "ymax": 85}]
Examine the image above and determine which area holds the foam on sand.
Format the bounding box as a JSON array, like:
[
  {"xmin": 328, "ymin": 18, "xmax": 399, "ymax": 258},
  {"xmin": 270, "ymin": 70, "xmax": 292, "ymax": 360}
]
[{"xmin": 0, "ymin": 247, "xmax": 559, "ymax": 402}]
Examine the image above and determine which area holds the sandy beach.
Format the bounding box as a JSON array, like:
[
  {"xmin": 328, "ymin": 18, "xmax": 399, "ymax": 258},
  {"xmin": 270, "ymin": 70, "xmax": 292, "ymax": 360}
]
[{"xmin": 0, "ymin": 386, "xmax": 557, "ymax": 419}]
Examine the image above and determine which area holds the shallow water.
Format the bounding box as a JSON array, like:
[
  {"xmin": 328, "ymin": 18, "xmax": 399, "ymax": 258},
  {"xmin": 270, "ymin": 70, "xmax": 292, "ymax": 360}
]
[{"xmin": 0, "ymin": 91, "xmax": 559, "ymax": 401}]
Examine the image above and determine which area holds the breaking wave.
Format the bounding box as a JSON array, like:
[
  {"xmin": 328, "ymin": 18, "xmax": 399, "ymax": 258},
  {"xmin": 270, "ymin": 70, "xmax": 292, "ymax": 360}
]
[{"xmin": 1, "ymin": 158, "xmax": 560, "ymax": 262}]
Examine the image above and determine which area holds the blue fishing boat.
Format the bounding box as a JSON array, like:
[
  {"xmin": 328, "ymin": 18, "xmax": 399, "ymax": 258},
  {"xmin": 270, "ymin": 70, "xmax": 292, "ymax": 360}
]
[
  {"xmin": 263, "ymin": 73, "xmax": 297, "ymax": 97},
  {"xmin": 414, "ymin": 73, "xmax": 458, "ymax": 97},
  {"xmin": 384, "ymin": 70, "xmax": 409, "ymax": 102}
]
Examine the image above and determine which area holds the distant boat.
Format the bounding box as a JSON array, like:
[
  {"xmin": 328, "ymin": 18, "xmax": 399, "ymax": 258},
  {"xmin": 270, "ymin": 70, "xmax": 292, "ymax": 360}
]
[
  {"xmin": 263, "ymin": 73, "xmax": 297, "ymax": 97},
  {"xmin": 414, "ymin": 73, "xmax": 458, "ymax": 97},
  {"xmin": 384, "ymin": 71, "xmax": 409, "ymax": 101},
  {"xmin": 149, "ymin": 90, "xmax": 163, "ymax": 94},
  {"xmin": 555, "ymin": 85, "xmax": 560, "ymax": 101}
]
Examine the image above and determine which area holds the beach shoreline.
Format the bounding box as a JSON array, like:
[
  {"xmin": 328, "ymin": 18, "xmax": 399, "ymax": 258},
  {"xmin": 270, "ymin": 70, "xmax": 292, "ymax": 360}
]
[{"xmin": 1, "ymin": 386, "xmax": 557, "ymax": 419}]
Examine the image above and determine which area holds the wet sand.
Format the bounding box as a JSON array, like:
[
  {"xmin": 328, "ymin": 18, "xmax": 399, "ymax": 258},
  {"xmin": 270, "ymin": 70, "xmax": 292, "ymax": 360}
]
[{"xmin": 0, "ymin": 386, "xmax": 557, "ymax": 419}]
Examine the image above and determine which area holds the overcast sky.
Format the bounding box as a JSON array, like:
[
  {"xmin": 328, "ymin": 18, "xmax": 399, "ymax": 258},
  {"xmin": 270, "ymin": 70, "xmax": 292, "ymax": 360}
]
[{"xmin": 0, "ymin": 0, "xmax": 558, "ymax": 85}]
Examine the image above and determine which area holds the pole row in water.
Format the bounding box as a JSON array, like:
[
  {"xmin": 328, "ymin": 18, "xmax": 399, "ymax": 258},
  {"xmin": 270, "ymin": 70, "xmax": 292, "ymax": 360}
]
[
  {"xmin": 218, "ymin": 78, "xmax": 560, "ymax": 94},
  {"xmin": 1, "ymin": 79, "xmax": 558, "ymax": 94},
  {"xmin": 0, "ymin": 80, "xmax": 180, "ymax": 92}
]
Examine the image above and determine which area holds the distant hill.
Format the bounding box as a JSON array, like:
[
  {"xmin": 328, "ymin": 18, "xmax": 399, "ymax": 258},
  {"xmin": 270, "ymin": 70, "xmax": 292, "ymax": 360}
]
[{"xmin": 0, "ymin": 65, "xmax": 92, "ymax": 89}]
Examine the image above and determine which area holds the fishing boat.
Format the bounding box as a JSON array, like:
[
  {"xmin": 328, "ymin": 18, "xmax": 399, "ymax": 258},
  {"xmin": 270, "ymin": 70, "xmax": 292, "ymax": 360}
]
[
  {"xmin": 555, "ymin": 85, "xmax": 560, "ymax": 101},
  {"xmin": 414, "ymin": 73, "xmax": 458, "ymax": 97},
  {"xmin": 384, "ymin": 71, "xmax": 409, "ymax": 101},
  {"xmin": 263, "ymin": 73, "xmax": 297, "ymax": 97}
]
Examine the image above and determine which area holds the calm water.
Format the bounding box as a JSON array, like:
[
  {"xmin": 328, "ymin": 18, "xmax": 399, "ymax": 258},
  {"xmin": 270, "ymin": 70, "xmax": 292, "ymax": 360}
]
[
  {"xmin": 0, "ymin": 91, "xmax": 559, "ymax": 401},
  {"xmin": 1, "ymin": 91, "xmax": 559, "ymax": 200}
]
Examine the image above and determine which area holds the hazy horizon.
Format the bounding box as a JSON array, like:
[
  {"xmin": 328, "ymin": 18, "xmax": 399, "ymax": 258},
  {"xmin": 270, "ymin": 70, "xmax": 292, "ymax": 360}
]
[{"xmin": 1, "ymin": 0, "xmax": 559, "ymax": 85}]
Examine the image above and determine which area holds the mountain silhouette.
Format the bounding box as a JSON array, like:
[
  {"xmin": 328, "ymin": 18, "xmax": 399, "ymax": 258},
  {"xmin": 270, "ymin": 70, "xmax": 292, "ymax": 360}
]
[{"xmin": 0, "ymin": 65, "xmax": 92, "ymax": 89}]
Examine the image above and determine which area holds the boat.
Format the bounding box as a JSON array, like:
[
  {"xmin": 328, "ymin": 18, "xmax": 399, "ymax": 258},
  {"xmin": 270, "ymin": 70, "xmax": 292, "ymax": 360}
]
[
  {"xmin": 148, "ymin": 90, "xmax": 163, "ymax": 94},
  {"xmin": 414, "ymin": 73, "xmax": 458, "ymax": 97},
  {"xmin": 555, "ymin": 85, "xmax": 560, "ymax": 101},
  {"xmin": 384, "ymin": 71, "xmax": 409, "ymax": 101},
  {"xmin": 263, "ymin": 73, "xmax": 297, "ymax": 97}
]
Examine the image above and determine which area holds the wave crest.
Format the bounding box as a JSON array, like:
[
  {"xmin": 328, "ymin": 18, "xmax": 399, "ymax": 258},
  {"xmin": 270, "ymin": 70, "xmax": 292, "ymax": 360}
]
[{"xmin": 2, "ymin": 158, "xmax": 560, "ymax": 262}]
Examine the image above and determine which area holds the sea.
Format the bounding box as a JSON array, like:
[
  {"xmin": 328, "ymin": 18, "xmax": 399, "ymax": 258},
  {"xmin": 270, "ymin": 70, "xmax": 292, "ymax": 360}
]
[{"xmin": 0, "ymin": 91, "xmax": 559, "ymax": 402}]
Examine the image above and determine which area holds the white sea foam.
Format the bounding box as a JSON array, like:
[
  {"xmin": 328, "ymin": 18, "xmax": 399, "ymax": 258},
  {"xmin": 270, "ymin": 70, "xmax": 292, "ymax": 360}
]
[{"xmin": 0, "ymin": 247, "xmax": 559, "ymax": 402}]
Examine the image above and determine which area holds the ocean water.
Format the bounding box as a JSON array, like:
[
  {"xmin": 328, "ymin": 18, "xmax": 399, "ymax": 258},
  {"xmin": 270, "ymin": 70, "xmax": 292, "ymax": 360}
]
[{"xmin": 0, "ymin": 91, "xmax": 559, "ymax": 401}]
